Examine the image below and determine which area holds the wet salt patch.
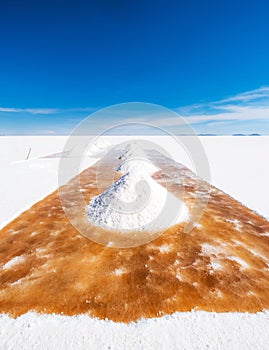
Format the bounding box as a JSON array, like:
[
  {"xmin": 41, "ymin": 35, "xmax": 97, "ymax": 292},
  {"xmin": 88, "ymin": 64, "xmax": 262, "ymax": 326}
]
[
  {"xmin": 216, "ymin": 290, "xmax": 222, "ymax": 298},
  {"xmin": 9, "ymin": 229, "xmax": 20, "ymax": 235},
  {"xmin": 173, "ymin": 259, "xmax": 179, "ymax": 266},
  {"xmin": 209, "ymin": 289, "xmax": 223, "ymax": 298},
  {"xmin": 8, "ymin": 275, "xmax": 33, "ymax": 287},
  {"xmin": 35, "ymin": 247, "xmax": 46, "ymax": 254},
  {"xmin": 9, "ymin": 279, "xmax": 23, "ymax": 286},
  {"xmin": 248, "ymin": 248, "xmax": 269, "ymax": 266},
  {"xmin": 85, "ymin": 183, "xmax": 95, "ymax": 188},
  {"xmin": 226, "ymin": 218, "xmax": 242, "ymax": 231},
  {"xmin": 247, "ymin": 291, "xmax": 256, "ymax": 296},
  {"xmin": 195, "ymin": 190, "xmax": 208, "ymax": 195},
  {"xmin": 228, "ymin": 256, "xmax": 249, "ymax": 269},
  {"xmin": 35, "ymin": 248, "xmax": 51, "ymax": 259},
  {"xmin": 232, "ymin": 239, "xmax": 242, "ymax": 246},
  {"xmin": 75, "ymin": 282, "xmax": 85, "ymax": 290},
  {"xmin": 209, "ymin": 187, "xmax": 217, "ymax": 193},
  {"xmin": 2, "ymin": 255, "xmax": 25, "ymax": 269},
  {"xmin": 82, "ymin": 256, "xmax": 98, "ymax": 264},
  {"xmin": 113, "ymin": 268, "xmax": 127, "ymax": 276},
  {"xmin": 208, "ymin": 259, "xmax": 222, "ymax": 271},
  {"xmin": 231, "ymin": 240, "xmax": 269, "ymax": 265},
  {"xmin": 188, "ymin": 192, "xmax": 196, "ymax": 198},
  {"xmin": 214, "ymin": 215, "xmax": 226, "ymax": 224},
  {"xmin": 159, "ymin": 244, "xmax": 171, "ymax": 253},
  {"xmin": 31, "ymin": 231, "xmax": 38, "ymax": 236},
  {"xmin": 194, "ymin": 223, "xmax": 203, "ymax": 230},
  {"xmin": 260, "ymin": 232, "xmax": 269, "ymax": 237},
  {"xmin": 176, "ymin": 272, "xmax": 183, "ymax": 281},
  {"xmin": 50, "ymin": 231, "xmax": 60, "ymax": 237},
  {"xmin": 201, "ymin": 243, "xmax": 225, "ymax": 256},
  {"xmin": 192, "ymin": 259, "xmax": 200, "ymax": 267}
]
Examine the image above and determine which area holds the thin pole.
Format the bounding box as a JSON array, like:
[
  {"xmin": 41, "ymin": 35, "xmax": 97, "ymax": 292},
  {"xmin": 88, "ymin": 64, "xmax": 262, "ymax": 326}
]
[{"xmin": 25, "ymin": 147, "xmax": 32, "ymax": 160}]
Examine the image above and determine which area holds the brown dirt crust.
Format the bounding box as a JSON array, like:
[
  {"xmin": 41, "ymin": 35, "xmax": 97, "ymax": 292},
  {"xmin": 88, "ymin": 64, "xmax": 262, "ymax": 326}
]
[{"xmin": 0, "ymin": 156, "xmax": 269, "ymax": 322}]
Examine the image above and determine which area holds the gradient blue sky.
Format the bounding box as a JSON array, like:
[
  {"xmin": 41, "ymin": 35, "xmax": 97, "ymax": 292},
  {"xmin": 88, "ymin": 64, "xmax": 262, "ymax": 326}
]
[{"xmin": 0, "ymin": 0, "xmax": 269, "ymax": 135}]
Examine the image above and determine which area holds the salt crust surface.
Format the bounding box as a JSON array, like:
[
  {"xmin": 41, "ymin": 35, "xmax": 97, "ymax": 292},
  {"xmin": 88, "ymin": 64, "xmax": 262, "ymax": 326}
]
[
  {"xmin": 1, "ymin": 136, "xmax": 269, "ymax": 349},
  {"xmin": 0, "ymin": 311, "xmax": 268, "ymax": 350},
  {"xmin": 0, "ymin": 136, "xmax": 268, "ymax": 226}
]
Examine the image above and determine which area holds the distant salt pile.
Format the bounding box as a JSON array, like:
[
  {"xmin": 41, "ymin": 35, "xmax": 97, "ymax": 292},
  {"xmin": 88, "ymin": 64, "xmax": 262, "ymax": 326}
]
[
  {"xmin": 86, "ymin": 139, "xmax": 111, "ymax": 156},
  {"xmin": 87, "ymin": 143, "xmax": 188, "ymax": 232},
  {"xmin": 91, "ymin": 139, "xmax": 111, "ymax": 151}
]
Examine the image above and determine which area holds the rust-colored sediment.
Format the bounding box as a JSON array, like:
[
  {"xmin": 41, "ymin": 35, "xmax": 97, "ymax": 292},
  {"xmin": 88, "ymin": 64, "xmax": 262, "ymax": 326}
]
[{"xmin": 0, "ymin": 157, "xmax": 269, "ymax": 322}]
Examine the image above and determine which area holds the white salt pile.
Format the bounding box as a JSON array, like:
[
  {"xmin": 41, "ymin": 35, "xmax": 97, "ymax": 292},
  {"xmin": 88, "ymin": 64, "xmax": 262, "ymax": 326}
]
[
  {"xmin": 85, "ymin": 139, "xmax": 111, "ymax": 156},
  {"xmin": 87, "ymin": 143, "xmax": 188, "ymax": 232},
  {"xmin": 116, "ymin": 143, "xmax": 159, "ymax": 175},
  {"xmin": 87, "ymin": 171, "xmax": 188, "ymax": 232}
]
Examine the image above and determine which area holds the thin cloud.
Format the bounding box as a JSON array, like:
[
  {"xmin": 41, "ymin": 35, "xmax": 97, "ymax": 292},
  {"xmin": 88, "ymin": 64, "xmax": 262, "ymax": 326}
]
[
  {"xmin": 168, "ymin": 86, "xmax": 269, "ymax": 127},
  {"xmin": 1, "ymin": 87, "xmax": 268, "ymax": 134},
  {"xmin": 0, "ymin": 107, "xmax": 59, "ymax": 114},
  {"xmin": 213, "ymin": 86, "xmax": 269, "ymax": 105},
  {"xmin": 0, "ymin": 107, "xmax": 96, "ymax": 115}
]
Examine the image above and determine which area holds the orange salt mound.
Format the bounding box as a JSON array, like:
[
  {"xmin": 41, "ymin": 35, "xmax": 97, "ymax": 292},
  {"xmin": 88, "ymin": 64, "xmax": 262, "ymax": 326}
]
[{"xmin": 0, "ymin": 159, "xmax": 269, "ymax": 323}]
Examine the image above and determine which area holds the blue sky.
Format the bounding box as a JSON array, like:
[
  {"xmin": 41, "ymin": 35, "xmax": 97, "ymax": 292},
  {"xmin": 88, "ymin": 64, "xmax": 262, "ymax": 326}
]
[{"xmin": 0, "ymin": 0, "xmax": 269, "ymax": 135}]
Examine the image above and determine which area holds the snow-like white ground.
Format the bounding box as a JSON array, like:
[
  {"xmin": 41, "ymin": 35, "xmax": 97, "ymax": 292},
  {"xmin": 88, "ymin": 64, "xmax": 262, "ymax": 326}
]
[
  {"xmin": 0, "ymin": 136, "xmax": 268, "ymax": 228},
  {"xmin": 0, "ymin": 136, "xmax": 269, "ymax": 349},
  {"xmin": 0, "ymin": 136, "xmax": 98, "ymax": 229},
  {"xmin": 0, "ymin": 311, "xmax": 269, "ymax": 350}
]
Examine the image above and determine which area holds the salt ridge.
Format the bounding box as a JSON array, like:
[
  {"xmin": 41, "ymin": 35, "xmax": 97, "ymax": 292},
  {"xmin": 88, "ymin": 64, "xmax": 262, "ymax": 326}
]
[
  {"xmin": 87, "ymin": 144, "xmax": 188, "ymax": 232},
  {"xmin": 116, "ymin": 143, "xmax": 159, "ymax": 174}
]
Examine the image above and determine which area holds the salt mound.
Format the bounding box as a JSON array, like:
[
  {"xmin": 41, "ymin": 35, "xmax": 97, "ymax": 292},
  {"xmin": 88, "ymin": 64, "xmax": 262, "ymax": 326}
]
[
  {"xmin": 86, "ymin": 139, "xmax": 111, "ymax": 156},
  {"xmin": 115, "ymin": 156, "xmax": 159, "ymax": 175},
  {"xmin": 118, "ymin": 142, "xmax": 145, "ymax": 160},
  {"xmin": 88, "ymin": 141, "xmax": 188, "ymax": 232},
  {"xmin": 92, "ymin": 139, "xmax": 111, "ymax": 150},
  {"xmin": 87, "ymin": 171, "xmax": 188, "ymax": 232},
  {"xmin": 116, "ymin": 143, "xmax": 159, "ymax": 175}
]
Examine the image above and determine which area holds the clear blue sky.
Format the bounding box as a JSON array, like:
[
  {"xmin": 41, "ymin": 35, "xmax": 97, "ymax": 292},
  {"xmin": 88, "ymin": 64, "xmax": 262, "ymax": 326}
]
[{"xmin": 1, "ymin": 0, "xmax": 269, "ymax": 135}]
